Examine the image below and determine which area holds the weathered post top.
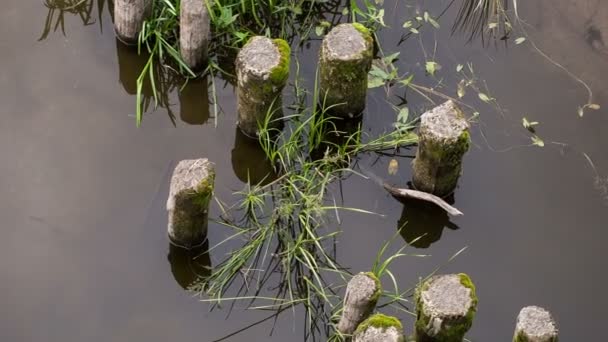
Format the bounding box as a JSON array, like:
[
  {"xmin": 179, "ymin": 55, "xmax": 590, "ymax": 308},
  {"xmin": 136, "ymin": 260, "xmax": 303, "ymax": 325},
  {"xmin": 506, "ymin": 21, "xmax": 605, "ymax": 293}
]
[
  {"xmin": 337, "ymin": 272, "xmax": 382, "ymax": 335},
  {"xmin": 322, "ymin": 23, "xmax": 372, "ymax": 61},
  {"xmin": 236, "ymin": 36, "xmax": 290, "ymax": 137},
  {"xmin": 412, "ymin": 100, "xmax": 470, "ymax": 197},
  {"xmin": 415, "ymin": 273, "xmax": 477, "ymax": 342},
  {"xmin": 514, "ymin": 306, "xmax": 558, "ymax": 342},
  {"xmin": 419, "ymin": 100, "xmax": 469, "ymax": 144},
  {"xmin": 114, "ymin": 0, "xmax": 151, "ymax": 44},
  {"xmin": 167, "ymin": 159, "xmax": 215, "ymax": 248},
  {"xmin": 236, "ymin": 36, "xmax": 288, "ymax": 85},
  {"xmin": 319, "ymin": 23, "xmax": 373, "ymax": 118},
  {"xmin": 353, "ymin": 314, "xmax": 405, "ymax": 342}
]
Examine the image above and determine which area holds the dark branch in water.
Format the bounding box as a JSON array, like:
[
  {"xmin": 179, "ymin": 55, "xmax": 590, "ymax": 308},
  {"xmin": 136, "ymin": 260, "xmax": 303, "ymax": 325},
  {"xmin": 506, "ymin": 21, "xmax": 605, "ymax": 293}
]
[{"xmin": 383, "ymin": 184, "xmax": 463, "ymax": 217}]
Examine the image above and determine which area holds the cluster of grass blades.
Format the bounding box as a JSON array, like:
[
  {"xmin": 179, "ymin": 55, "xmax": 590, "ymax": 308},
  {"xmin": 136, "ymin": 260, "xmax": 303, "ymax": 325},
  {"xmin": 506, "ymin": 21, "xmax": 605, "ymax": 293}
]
[{"xmin": 39, "ymin": 0, "xmax": 110, "ymax": 40}]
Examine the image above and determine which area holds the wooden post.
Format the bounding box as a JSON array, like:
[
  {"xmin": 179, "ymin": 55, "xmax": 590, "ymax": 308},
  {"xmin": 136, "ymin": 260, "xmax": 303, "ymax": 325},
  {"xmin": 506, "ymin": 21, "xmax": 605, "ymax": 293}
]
[
  {"xmin": 167, "ymin": 159, "xmax": 215, "ymax": 248},
  {"xmin": 114, "ymin": 0, "xmax": 151, "ymax": 44},
  {"xmin": 319, "ymin": 23, "xmax": 373, "ymax": 118},
  {"xmin": 415, "ymin": 274, "xmax": 478, "ymax": 342},
  {"xmin": 180, "ymin": 0, "xmax": 210, "ymax": 72},
  {"xmin": 412, "ymin": 100, "xmax": 470, "ymax": 197},
  {"xmin": 353, "ymin": 314, "xmax": 405, "ymax": 342},
  {"xmin": 513, "ymin": 306, "xmax": 558, "ymax": 342},
  {"xmin": 337, "ymin": 272, "xmax": 382, "ymax": 335},
  {"xmin": 236, "ymin": 36, "xmax": 290, "ymax": 137}
]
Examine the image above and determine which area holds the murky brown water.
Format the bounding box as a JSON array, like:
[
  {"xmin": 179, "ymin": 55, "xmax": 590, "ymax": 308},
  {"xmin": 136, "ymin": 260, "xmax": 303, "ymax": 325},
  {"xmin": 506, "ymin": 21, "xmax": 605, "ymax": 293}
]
[{"xmin": 1, "ymin": 0, "xmax": 607, "ymax": 340}]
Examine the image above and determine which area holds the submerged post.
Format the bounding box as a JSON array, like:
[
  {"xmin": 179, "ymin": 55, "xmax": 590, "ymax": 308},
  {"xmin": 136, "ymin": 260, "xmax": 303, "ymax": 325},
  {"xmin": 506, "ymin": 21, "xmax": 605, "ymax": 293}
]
[
  {"xmin": 114, "ymin": 0, "xmax": 151, "ymax": 44},
  {"xmin": 337, "ymin": 272, "xmax": 382, "ymax": 335},
  {"xmin": 319, "ymin": 23, "xmax": 373, "ymax": 118},
  {"xmin": 180, "ymin": 0, "xmax": 210, "ymax": 72},
  {"xmin": 415, "ymin": 273, "xmax": 477, "ymax": 342},
  {"xmin": 236, "ymin": 36, "xmax": 290, "ymax": 137},
  {"xmin": 412, "ymin": 100, "xmax": 470, "ymax": 197},
  {"xmin": 353, "ymin": 314, "xmax": 405, "ymax": 342},
  {"xmin": 167, "ymin": 159, "xmax": 215, "ymax": 248},
  {"xmin": 513, "ymin": 306, "xmax": 558, "ymax": 342}
]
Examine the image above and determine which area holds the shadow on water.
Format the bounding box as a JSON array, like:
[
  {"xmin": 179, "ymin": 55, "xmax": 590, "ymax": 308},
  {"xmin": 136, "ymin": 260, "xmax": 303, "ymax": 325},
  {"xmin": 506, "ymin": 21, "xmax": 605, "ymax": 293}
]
[
  {"xmin": 39, "ymin": 0, "xmax": 113, "ymax": 40},
  {"xmin": 179, "ymin": 77, "xmax": 210, "ymax": 125},
  {"xmin": 115, "ymin": 38, "xmax": 180, "ymax": 124},
  {"xmin": 397, "ymin": 188, "xmax": 460, "ymax": 249},
  {"xmin": 310, "ymin": 115, "xmax": 363, "ymax": 161},
  {"xmin": 168, "ymin": 241, "xmax": 212, "ymax": 291},
  {"xmin": 231, "ymin": 128, "xmax": 279, "ymax": 186}
]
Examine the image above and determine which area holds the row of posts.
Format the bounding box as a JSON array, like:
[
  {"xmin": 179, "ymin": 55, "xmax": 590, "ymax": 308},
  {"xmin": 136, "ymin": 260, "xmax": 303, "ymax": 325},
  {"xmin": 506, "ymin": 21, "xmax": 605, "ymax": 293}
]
[{"xmin": 338, "ymin": 272, "xmax": 558, "ymax": 342}]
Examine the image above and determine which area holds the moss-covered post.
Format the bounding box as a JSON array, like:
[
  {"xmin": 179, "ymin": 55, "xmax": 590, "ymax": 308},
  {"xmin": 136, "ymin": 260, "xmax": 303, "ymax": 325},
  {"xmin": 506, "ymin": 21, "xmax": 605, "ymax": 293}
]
[
  {"xmin": 415, "ymin": 273, "xmax": 477, "ymax": 342},
  {"xmin": 337, "ymin": 272, "xmax": 382, "ymax": 335},
  {"xmin": 513, "ymin": 306, "xmax": 558, "ymax": 342},
  {"xmin": 354, "ymin": 314, "xmax": 405, "ymax": 342},
  {"xmin": 180, "ymin": 0, "xmax": 210, "ymax": 72},
  {"xmin": 412, "ymin": 100, "xmax": 470, "ymax": 197},
  {"xmin": 236, "ymin": 36, "xmax": 290, "ymax": 138},
  {"xmin": 167, "ymin": 159, "xmax": 215, "ymax": 248},
  {"xmin": 114, "ymin": 0, "xmax": 151, "ymax": 44},
  {"xmin": 319, "ymin": 23, "xmax": 373, "ymax": 118}
]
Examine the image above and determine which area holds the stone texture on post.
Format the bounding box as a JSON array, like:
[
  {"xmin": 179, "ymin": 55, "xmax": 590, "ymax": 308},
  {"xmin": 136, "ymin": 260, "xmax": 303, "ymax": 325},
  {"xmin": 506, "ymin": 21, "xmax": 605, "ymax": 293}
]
[
  {"xmin": 180, "ymin": 0, "xmax": 210, "ymax": 72},
  {"xmin": 167, "ymin": 159, "xmax": 215, "ymax": 248},
  {"xmin": 236, "ymin": 36, "xmax": 290, "ymax": 137},
  {"xmin": 412, "ymin": 100, "xmax": 470, "ymax": 197},
  {"xmin": 114, "ymin": 0, "xmax": 151, "ymax": 44},
  {"xmin": 319, "ymin": 23, "xmax": 373, "ymax": 118},
  {"xmin": 337, "ymin": 272, "xmax": 382, "ymax": 335},
  {"xmin": 353, "ymin": 314, "xmax": 405, "ymax": 342},
  {"xmin": 513, "ymin": 306, "xmax": 558, "ymax": 342},
  {"xmin": 415, "ymin": 273, "xmax": 477, "ymax": 342}
]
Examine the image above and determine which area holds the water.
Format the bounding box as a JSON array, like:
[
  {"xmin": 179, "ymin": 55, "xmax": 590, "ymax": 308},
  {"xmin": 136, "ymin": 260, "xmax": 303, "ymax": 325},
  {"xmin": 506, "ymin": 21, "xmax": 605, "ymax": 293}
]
[{"xmin": 1, "ymin": 0, "xmax": 607, "ymax": 340}]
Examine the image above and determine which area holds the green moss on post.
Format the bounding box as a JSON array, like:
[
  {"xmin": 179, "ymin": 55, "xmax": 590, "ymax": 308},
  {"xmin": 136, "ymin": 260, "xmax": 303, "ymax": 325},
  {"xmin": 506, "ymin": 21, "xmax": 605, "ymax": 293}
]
[
  {"xmin": 412, "ymin": 100, "xmax": 470, "ymax": 197},
  {"xmin": 337, "ymin": 272, "xmax": 382, "ymax": 335},
  {"xmin": 414, "ymin": 273, "xmax": 478, "ymax": 342},
  {"xmin": 354, "ymin": 314, "xmax": 405, "ymax": 342},
  {"xmin": 236, "ymin": 37, "xmax": 290, "ymax": 137},
  {"xmin": 167, "ymin": 159, "xmax": 215, "ymax": 248},
  {"xmin": 319, "ymin": 23, "xmax": 373, "ymax": 118}
]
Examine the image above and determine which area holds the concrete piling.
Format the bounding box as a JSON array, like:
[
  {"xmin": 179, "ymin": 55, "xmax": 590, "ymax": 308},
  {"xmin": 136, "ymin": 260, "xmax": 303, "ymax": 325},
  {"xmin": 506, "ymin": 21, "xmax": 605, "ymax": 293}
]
[
  {"xmin": 513, "ymin": 306, "xmax": 558, "ymax": 342},
  {"xmin": 412, "ymin": 100, "xmax": 470, "ymax": 197},
  {"xmin": 415, "ymin": 273, "xmax": 477, "ymax": 342},
  {"xmin": 319, "ymin": 23, "xmax": 373, "ymax": 118},
  {"xmin": 114, "ymin": 0, "xmax": 151, "ymax": 44},
  {"xmin": 337, "ymin": 272, "xmax": 382, "ymax": 335},
  {"xmin": 236, "ymin": 36, "xmax": 290, "ymax": 137},
  {"xmin": 167, "ymin": 159, "xmax": 215, "ymax": 248},
  {"xmin": 353, "ymin": 314, "xmax": 405, "ymax": 342},
  {"xmin": 180, "ymin": 0, "xmax": 210, "ymax": 72}
]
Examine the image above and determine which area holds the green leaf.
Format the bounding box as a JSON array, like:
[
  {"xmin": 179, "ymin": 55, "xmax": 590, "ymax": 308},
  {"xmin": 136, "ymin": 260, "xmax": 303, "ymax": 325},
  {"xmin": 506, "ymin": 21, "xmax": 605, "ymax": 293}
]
[
  {"xmin": 578, "ymin": 106, "xmax": 584, "ymax": 117},
  {"xmin": 457, "ymin": 80, "xmax": 466, "ymax": 98},
  {"xmin": 399, "ymin": 74, "xmax": 414, "ymax": 87},
  {"xmin": 478, "ymin": 92, "xmax": 492, "ymax": 102},
  {"xmin": 369, "ymin": 65, "xmax": 390, "ymax": 79},
  {"xmin": 531, "ymin": 135, "xmax": 544, "ymax": 147},
  {"xmin": 397, "ymin": 107, "xmax": 409, "ymax": 123},
  {"xmin": 428, "ymin": 17, "xmax": 440, "ymax": 29},
  {"xmin": 522, "ymin": 117, "xmax": 539, "ymax": 130},
  {"xmin": 488, "ymin": 22, "xmax": 498, "ymax": 29},
  {"xmin": 425, "ymin": 61, "xmax": 440, "ymax": 76},
  {"xmin": 456, "ymin": 64, "xmax": 464, "ymax": 72},
  {"xmin": 368, "ymin": 76, "xmax": 385, "ymax": 88},
  {"xmin": 515, "ymin": 37, "xmax": 526, "ymax": 45},
  {"xmin": 410, "ymin": 27, "xmax": 419, "ymax": 34},
  {"xmin": 588, "ymin": 103, "xmax": 601, "ymax": 110},
  {"xmin": 403, "ymin": 21, "xmax": 412, "ymax": 28},
  {"xmin": 341, "ymin": 7, "xmax": 349, "ymax": 16},
  {"xmin": 384, "ymin": 52, "xmax": 400, "ymax": 64},
  {"xmin": 315, "ymin": 25, "xmax": 324, "ymax": 37}
]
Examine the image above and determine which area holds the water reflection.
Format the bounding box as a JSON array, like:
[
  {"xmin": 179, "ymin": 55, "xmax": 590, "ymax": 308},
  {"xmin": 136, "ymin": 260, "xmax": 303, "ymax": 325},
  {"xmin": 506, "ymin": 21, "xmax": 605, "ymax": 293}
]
[
  {"xmin": 397, "ymin": 189, "xmax": 460, "ymax": 248},
  {"xmin": 179, "ymin": 77, "xmax": 210, "ymax": 125},
  {"xmin": 310, "ymin": 115, "xmax": 362, "ymax": 161},
  {"xmin": 115, "ymin": 39, "xmax": 179, "ymax": 123},
  {"xmin": 167, "ymin": 241, "xmax": 212, "ymax": 291},
  {"xmin": 231, "ymin": 128, "xmax": 278, "ymax": 186},
  {"xmin": 39, "ymin": 0, "xmax": 112, "ymax": 40}
]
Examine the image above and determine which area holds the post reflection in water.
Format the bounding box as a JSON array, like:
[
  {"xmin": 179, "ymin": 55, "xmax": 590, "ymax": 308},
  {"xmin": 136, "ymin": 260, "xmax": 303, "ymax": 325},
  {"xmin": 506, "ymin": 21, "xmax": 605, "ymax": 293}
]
[
  {"xmin": 178, "ymin": 77, "xmax": 210, "ymax": 125},
  {"xmin": 231, "ymin": 127, "xmax": 278, "ymax": 186},
  {"xmin": 397, "ymin": 191, "xmax": 460, "ymax": 249},
  {"xmin": 168, "ymin": 241, "xmax": 212, "ymax": 291}
]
